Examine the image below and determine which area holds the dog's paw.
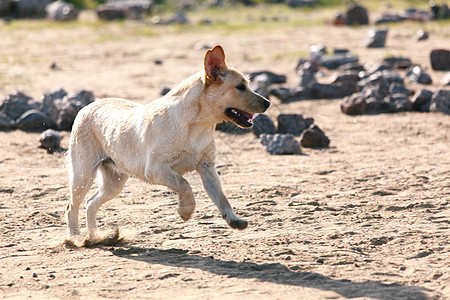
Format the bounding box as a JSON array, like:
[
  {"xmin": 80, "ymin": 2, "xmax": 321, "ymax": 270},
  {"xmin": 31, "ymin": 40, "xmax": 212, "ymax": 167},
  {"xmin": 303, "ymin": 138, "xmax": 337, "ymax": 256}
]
[
  {"xmin": 178, "ymin": 206, "xmax": 194, "ymax": 221},
  {"xmin": 229, "ymin": 218, "xmax": 248, "ymax": 230}
]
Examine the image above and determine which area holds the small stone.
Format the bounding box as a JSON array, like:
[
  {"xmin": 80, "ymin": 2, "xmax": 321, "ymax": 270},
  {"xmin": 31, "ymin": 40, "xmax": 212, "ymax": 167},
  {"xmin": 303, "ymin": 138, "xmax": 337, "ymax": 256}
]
[
  {"xmin": 414, "ymin": 29, "xmax": 429, "ymax": 41},
  {"xmin": 405, "ymin": 66, "xmax": 432, "ymax": 85},
  {"xmin": 366, "ymin": 29, "xmax": 388, "ymax": 48},
  {"xmin": 430, "ymin": 49, "xmax": 450, "ymax": 71},
  {"xmin": 345, "ymin": 4, "xmax": 369, "ymax": 25},
  {"xmin": 300, "ymin": 124, "xmax": 330, "ymax": 148},
  {"xmin": 412, "ymin": 89, "xmax": 433, "ymax": 112},
  {"xmin": 39, "ymin": 129, "xmax": 62, "ymax": 153},
  {"xmin": 251, "ymin": 114, "xmax": 276, "ymax": 137},
  {"xmin": 429, "ymin": 90, "xmax": 450, "ymax": 115},
  {"xmin": 260, "ymin": 134, "xmax": 302, "ymax": 155}
]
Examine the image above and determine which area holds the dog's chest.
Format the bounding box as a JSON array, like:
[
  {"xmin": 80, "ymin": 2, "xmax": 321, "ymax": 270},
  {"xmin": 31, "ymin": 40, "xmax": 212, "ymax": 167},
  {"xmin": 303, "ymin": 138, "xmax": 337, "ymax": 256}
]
[{"xmin": 167, "ymin": 134, "xmax": 215, "ymax": 175}]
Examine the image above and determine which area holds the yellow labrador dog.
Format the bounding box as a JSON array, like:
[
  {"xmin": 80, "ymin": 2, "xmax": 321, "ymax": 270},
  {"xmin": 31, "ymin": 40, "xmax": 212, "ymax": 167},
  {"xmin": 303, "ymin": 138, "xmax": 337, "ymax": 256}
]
[{"xmin": 65, "ymin": 45, "xmax": 270, "ymax": 236}]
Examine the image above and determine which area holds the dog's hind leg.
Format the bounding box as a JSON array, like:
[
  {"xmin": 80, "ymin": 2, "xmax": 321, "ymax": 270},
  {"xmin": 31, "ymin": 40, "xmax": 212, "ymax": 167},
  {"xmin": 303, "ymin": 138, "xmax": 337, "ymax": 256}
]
[
  {"xmin": 85, "ymin": 160, "xmax": 128, "ymax": 235},
  {"xmin": 66, "ymin": 151, "xmax": 97, "ymax": 236}
]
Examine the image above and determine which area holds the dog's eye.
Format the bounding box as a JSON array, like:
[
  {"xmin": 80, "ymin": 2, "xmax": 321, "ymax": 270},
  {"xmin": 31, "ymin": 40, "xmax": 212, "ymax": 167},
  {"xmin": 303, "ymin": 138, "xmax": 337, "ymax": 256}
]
[{"xmin": 236, "ymin": 84, "xmax": 246, "ymax": 91}]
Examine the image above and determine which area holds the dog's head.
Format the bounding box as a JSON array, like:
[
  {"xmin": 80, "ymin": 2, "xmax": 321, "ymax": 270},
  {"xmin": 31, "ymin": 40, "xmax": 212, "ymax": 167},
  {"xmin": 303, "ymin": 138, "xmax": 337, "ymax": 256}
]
[{"xmin": 202, "ymin": 45, "xmax": 270, "ymax": 128}]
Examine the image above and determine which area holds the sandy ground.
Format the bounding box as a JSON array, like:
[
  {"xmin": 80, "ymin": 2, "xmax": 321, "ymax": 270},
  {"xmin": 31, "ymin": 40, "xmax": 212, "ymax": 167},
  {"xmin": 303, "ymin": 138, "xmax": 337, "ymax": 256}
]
[{"xmin": 0, "ymin": 10, "xmax": 449, "ymax": 299}]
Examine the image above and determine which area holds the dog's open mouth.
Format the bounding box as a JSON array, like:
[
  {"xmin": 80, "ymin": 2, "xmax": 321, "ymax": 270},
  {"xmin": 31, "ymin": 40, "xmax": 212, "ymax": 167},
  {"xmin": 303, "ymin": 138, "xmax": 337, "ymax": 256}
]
[{"xmin": 225, "ymin": 108, "xmax": 253, "ymax": 128}]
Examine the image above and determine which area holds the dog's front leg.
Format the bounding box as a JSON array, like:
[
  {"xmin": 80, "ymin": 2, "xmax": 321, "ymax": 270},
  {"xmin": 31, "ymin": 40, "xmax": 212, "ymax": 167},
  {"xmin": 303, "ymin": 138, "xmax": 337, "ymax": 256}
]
[
  {"xmin": 197, "ymin": 162, "xmax": 248, "ymax": 230},
  {"xmin": 146, "ymin": 163, "xmax": 195, "ymax": 221}
]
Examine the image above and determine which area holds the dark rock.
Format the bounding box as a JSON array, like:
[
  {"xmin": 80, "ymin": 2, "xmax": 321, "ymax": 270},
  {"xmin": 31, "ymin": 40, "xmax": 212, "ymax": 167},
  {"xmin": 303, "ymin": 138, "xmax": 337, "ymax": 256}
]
[
  {"xmin": 286, "ymin": 0, "xmax": 316, "ymax": 8},
  {"xmin": 270, "ymin": 87, "xmax": 307, "ymax": 103},
  {"xmin": 168, "ymin": 11, "xmax": 189, "ymax": 24},
  {"xmin": 0, "ymin": 0, "xmax": 11, "ymax": 16},
  {"xmin": 382, "ymin": 57, "xmax": 412, "ymax": 69},
  {"xmin": 375, "ymin": 13, "xmax": 406, "ymax": 24},
  {"xmin": 411, "ymin": 89, "xmax": 433, "ymax": 112},
  {"xmin": 260, "ymin": 134, "xmax": 302, "ymax": 155},
  {"xmin": 300, "ymin": 124, "xmax": 330, "ymax": 148},
  {"xmin": 309, "ymin": 44, "xmax": 327, "ymax": 56},
  {"xmin": 366, "ymin": 29, "xmax": 388, "ymax": 48},
  {"xmin": 215, "ymin": 121, "xmax": 250, "ymax": 134},
  {"xmin": 389, "ymin": 83, "xmax": 413, "ymax": 97},
  {"xmin": 405, "ymin": 66, "xmax": 432, "ymax": 85},
  {"xmin": 429, "ymin": 90, "xmax": 450, "ymax": 115},
  {"xmin": 0, "ymin": 112, "xmax": 15, "ymax": 130},
  {"xmin": 414, "ymin": 29, "xmax": 429, "ymax": 41},
  {"xmin": 310, "ymin": 82, "xmax": 356, "ymax": 99},
  {"xmin": 45, "ymin": 0, "xmax": 78, "ymax": 21},
  {"xmin": 277, "ymin": 114, "xmax": 314, "ymax": 136},
  {"xmin": 297, "ymin": 62, "xmax": 317, "ymax": 88},
  {"xmin": 338, "ymin": 62, "xmax": 365, "ymax": 73},
  {"xmin": 249, "ymin": 74, "xmax": 272, "ymax": 99},
  {"xmin": 333, "ymin": 48, "xmax": 349, "ymax": 54},
  {"xmin": 56, "ymin": 90, "xmax": 94, "ymax": 131},
  {"xmin": 96, "ymin": 4, "xmax": 126, "ymax": 20},
  {"xmin": 251, "ymin": 114, "xmax": 276, "ymax": 137},
  {"xmin": 159, "ymin": 86, "xmax": 171, "ymax": 96},
  {"xmin": 39, "ymin": 129, "xmax": 62, "ymax": 153},
  {"xmin": 16, "ymin": 109, "xmax": 56, "ymax": 132},
  {"xmin": 248, "ymin": 71, "xmax": 287, "ymax": 84},
  {"xmin": 318, "ymin": 53, "xmax": 359, "ymax": 70},
  {"xmin": 341, "ymin": 92, "xmax": 367, "ymax": 115},
  {"xmin": 430, "ymin": 49, "xmax": 450, "ymax": 71},
  {"xmin": 359, "ymin": 70, "xmax": 403, "ymax": 89},
  {"xmin": 97, "ymin": 0, "xmax": 152, "ymax": 20},
  {"xmin": 12, "ymin": 0, "xmax": 53, "ymax": 18},
  {"xmin": 401, "ymin": 8, "xmax": 430, "ymax": 21},
  {"xmin": 345, "ymin": 4, "xmax": 369, "ymax": 25},
  {"xmin": 0, "ymin": 91, "xmax": 35, "ymax": 121},
  {"xmin": 383, "ymin": 94, "xmax": 412, "ymax": 113}
]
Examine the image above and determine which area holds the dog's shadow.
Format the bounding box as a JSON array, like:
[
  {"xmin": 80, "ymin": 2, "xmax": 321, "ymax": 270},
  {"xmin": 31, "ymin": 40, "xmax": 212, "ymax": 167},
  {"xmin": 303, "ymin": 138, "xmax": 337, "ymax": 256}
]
[{"xmin": 107, "ymin": 246, "xmax": 428, "ymax": 299}]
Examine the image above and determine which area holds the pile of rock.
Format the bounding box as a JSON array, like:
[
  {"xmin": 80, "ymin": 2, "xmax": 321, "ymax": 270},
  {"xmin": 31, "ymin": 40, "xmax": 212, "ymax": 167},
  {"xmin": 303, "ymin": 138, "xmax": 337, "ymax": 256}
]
[
  {"xmin": 267, "ymin": 47, "xmax": 359, "ymax": 103},
  {"xmin": 253, "ymin": 113, "xmax": 329, "ymax": 155},
  {"xmin": 0, "ymin": 88, "xmax": 94, "ymax": 132}
]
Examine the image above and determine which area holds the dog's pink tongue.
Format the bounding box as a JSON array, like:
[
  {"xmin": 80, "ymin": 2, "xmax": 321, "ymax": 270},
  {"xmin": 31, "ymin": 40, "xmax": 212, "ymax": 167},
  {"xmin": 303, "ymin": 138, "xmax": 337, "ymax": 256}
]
[{"xmin": 241, "ymin": 111, "xmax": 253, "ymax": 121}]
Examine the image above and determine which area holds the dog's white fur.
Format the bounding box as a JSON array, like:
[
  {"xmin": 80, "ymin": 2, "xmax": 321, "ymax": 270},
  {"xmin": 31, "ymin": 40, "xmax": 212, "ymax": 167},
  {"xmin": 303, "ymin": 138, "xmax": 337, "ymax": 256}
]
[{"xmin": 65, "ymin": 45, "xmax": 270, "ymax": 236}]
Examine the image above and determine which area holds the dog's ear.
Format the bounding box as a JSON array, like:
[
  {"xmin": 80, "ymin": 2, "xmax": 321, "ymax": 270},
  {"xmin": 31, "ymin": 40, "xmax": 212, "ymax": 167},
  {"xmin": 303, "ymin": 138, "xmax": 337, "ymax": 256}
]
[{"xmin": 204, "ymin": 45, "xmax": 227, "ymax": 82}]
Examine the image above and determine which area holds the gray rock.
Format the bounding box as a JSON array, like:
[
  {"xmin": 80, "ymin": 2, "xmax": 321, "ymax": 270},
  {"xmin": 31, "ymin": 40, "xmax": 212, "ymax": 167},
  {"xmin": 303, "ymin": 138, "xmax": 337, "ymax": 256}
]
[
  {"xmin": 375, "ymin": 13, "xmax": 406, "ymax": 24},
  {"xmin": 249, "ymin": 74, "xmax": 272, "ymax": 99},
  {"xmin": 366, "ymin": 29, "xmax": 388, "ymax": 48},
  {"xmin": 270, "ymin": 87, "xmax": 307, "ymax": 103},
  {"xmin": 383, "ymin": 94, "xmax": 412, "ymax": 113},
  {"xmin": 12, "ymin": 0, "xmax": 52, "ymax": 18},
  {"xmin": 341, "ymin": 92, "xmax": 367, "ymax": 115},
  {"xmin": 429, "ymin": 90, "xmax": 450, "ymax": 115},
  {"xmin": 300, "ymin": 124, "xmax": 330, "ymax": 148},
  {"xmin": 57, "ymin": 90, "xmax": 94, "ymax": 131},
  {"xmin": 215, "ymin": 121, "xmax": 250, "ymax": 134},
  {"xmin": 405, "ymin": 66, "xmax": 432, "ymax": 85},
  {"xmin": 0, "ymin": 0, "xmax": 11, "ymax": 16},
  {"xmin": 277, "ymin": 114, "xmax": 314, "ymax": 136},
  {"xmin": 252, "ymin": 114, "xmax": 276, "ymax": 137},
  {"xmin": 96, "ymin": 4, "xmax": 126, "ymax": 20},
  {"xmin": 248, "ymin": 71, "xmax": 287, "ymax": 84},
  {"xmin": 430, "ymin": 49, "xmax": 450, "ymax": 71},
  {"xmin": 0, "ymin": 91, "xmax": 35, "ymax": 121},
  {"xmin": 382, "ymin": 57, "xmax": 412, "ymax": 69},
  {"xmin": 260, "ymin": 134, "xmax": 302, "ymax": 155},
  {"xmin": 318, "ymin": 53, "xmax": 359, "ymax": 70},
  {"xmin": 297, "ymin": 61, "xmax": 317, "ymax": 88},
  {"xmin": 45, "ymin": 0, "xmax": 78, "ymax": 21},
  {"xmin": 389, "ymin": 83, "xmax": 413, "ymax": 97},
  {"xmin": 16, "ymin": 109, "xmax": 56, "ymax": 132},
  {"xmin": 39, "ymin": 129, "xmax": 62, "ymax": 153},
  {"xmin": 0, "ymin": 112, "xmax": 15, "ymax": 130},
  {"xmin": 345, "ymin": 4, "xmax": 369, "ymax": 25},
  {"xmin": 411, "ymin": 89, "xmax": 433, "ymax": 112},
  {"xmin": 159, "ymin": 86, "xmax": 171, "ymax": 96},
  {"xmin": 168, "ymin": 11, "xmax": 189, "ymax": 24},
  {"xmin": 286, "ymin": 0, "xmax": 316, "ymax": 8},
  {"xmin": 414, "ymin": 29, "xmax": 429, "ymax": 41},
  {"xmin": 310, "ymin": 82, "xmax": 356, "ymax": 99}
]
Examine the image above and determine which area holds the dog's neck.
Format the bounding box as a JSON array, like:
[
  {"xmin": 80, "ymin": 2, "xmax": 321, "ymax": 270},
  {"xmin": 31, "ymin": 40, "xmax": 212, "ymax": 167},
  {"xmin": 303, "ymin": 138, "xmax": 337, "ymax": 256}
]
[{"xmin": 159, "ymin": 71, "xmax": 222, "ymax": 129}]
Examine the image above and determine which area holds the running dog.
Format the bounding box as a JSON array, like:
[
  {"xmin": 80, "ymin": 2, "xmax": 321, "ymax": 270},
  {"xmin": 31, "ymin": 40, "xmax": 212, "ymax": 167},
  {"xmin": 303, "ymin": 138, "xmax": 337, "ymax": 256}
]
[{"xmin": 65, "ymin": 45, "xmax": 270, "ymax": 236}]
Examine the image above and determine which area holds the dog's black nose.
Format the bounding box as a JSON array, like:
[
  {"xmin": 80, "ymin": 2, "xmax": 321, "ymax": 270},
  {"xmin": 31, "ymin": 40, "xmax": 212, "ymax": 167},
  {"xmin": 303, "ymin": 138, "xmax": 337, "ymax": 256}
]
[{"xmin": 263, "ymin": 99, "xmax": 270, "ymax": 110}]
